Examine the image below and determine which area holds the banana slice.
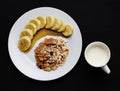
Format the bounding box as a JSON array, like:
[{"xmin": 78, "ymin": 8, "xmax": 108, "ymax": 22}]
[
  {"xmin": 37, "ymin": 16, "xmax": 46, "ymax": 28},
  {"xmin": 25, "ymin": 23, "xmax": 37, "ymax": 35},
  {"xmin": 20, "ymin": 29, "xmax": 33, "ymax": 39},
  {"xmin": 62, "ymin": 24, "xmax": 73, "ymax": 37},
  {"xmin": 57, "ymin": 21, "xmax": 66, "ymax": 32},
  {"xmin": 45, "ymin": 16, "xmax": 55, "ymax": 29},
  {"xmin": 29, "ymin": 19, "xmax": 41, "ymax": 30},
  {"xmin": 51, "ymin": 18, "xmax": 62, "ymax": 30},
  {"xmin": 18, "ymin": 36, "xmax": 31, "ymax": 51}
]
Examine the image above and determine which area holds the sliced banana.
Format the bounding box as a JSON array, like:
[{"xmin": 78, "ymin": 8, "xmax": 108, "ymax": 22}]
[
  {"xmin": 18, "ymin": 36, "xmax": 31, "ymax": 52},
  {"xmin": 45, "ymin": 16, "xmax": 55, "ymax": 29},
  {"xmin": 57, "ymin": 21, "xmax": 66, "ymax": 32},
  {"xmin": 37, "ymin": 16, "xmax": 46, "ymax": 28},
  {"xmin": 20, "ymin": 29, "xmax": 33, "ymax": 39},
  {"xmin": 25, "ymin": 23, "xmax": 37, "ymax": 35},
  {"xmin": 62, "ymin": 24, "xmax": 73, "ymax": 37},
  {"xmin": 18, "ymin": 16, "xmax": 74, "ymax": 52},
  {"xmin": 51, "ymin": 18, "xmax": 62, "ymax": 30},
  {"xmin": 29, "ymin": 19, "xmax": 41, "ymax": 30}
]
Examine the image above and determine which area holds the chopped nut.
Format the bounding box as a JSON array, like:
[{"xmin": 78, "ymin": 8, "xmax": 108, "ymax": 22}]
[{"xmin": 44, "ymin": 67, "xmax": 51, "ymax": 71}]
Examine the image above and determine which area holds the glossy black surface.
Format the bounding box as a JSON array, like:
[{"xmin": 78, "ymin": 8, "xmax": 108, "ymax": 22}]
[{"xmin": 1, "ymin": 0, "xmax": 120, "ymax": 90}]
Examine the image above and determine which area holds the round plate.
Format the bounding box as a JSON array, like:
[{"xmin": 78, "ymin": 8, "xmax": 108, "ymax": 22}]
[{"xmin": 8, "ymin": 7, "xmax": 82, "ymax": 81}]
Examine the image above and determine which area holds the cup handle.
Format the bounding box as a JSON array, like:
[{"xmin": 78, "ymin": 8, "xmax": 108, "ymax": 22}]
[{"xmin": 101, "ymin": 65, "xmax": 111, "ymax": 74}]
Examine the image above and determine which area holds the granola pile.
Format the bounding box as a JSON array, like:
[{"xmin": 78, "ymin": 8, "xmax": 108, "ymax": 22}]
[{"xmin": 34, "ymin": 38, "xmax": 69, "ymax": 71}]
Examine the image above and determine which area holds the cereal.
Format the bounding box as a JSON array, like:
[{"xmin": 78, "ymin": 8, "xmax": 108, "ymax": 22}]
[{"xmin": 34, "ymin": 38, "xmax": 69, "ymax": 71}]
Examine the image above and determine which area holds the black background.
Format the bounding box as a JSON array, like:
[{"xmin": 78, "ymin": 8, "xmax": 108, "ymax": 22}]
[{"xmin": 1, "ymin": 0, "xmax": 120, "ymax": 91}]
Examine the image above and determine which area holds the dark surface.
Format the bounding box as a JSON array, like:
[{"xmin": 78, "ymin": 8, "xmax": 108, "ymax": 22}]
[{"xmin": 1, "ymin": 0, "xmax": 120, "ymax": 90}]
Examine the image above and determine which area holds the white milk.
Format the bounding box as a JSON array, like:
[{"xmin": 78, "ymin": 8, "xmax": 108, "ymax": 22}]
[
  {"xmin": 85, "ymin": 45, "xmax": 108, "ymax": 67},
  {"xmin": 85, "ymin": 42, "xmax": 111, "ymax": 74}
]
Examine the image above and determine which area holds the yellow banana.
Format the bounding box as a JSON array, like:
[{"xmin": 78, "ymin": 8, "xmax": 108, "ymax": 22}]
[
  {"xmin": 37, "ymin": 16, "xmax": 46, "ymax": 28},
  {"xmin": 62, "ymin": 24, "xmax": 73, "ymax": 37},
  {"xmin": 51, "ymin": 18, "xmax": 62, "ymax": 30},
  {"xmin": 45, "ymin": 16, "xmax": 55, "ymax": 29},
  {"xmin": 25, "ymin": 23, "xmax": 37, "ymax": 35},
  {"xmin": 18, "ymin": 36, "xmax": 31, "ymax": 51},
  {"xmin": 20, "ymin": 29, "xmax": 33, "ymax": 39},
  {"xmin": 29, "ymin": 19, "xmax": 41, "ymax": 30},
  {"xmin": 57, "ymin": 21, "xmax": 66, "ymax": 32}
]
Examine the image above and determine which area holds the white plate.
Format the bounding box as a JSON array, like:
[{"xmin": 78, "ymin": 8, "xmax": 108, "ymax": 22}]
[{"xmin": 8, "ymin": 7, "xmax": 82, "ymax": 81}]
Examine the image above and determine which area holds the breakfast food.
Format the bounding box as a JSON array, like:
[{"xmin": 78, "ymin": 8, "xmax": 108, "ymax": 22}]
[
  {"xmin": 29, "ymin": 19, "xmax": 41, "ymax": 30},
  {"xmin": 18, "ymin": 15, "xmax": 74, "ymax": 52},
  {"xmin": 45, "ymin": 16, "xmax": 55, "ymax": 29},
  {"xmin": 20, "ymin": 29, "xmax": 33, "ymax": 39},
  {"xmin": 57, "ymin": 21, "xmax": 66, "ymax": 32},
  {"xmin": 25, "ymin": 23, "xmax": 37, "ymax": 34},
  {"xmin": 62, "ymin": 24, "xmax": 73, "ymax": 37},
  {"xmin": 37, "ymin": 16, "xmax": 46, "ymax": 28},
  {"xmin": 34, "ymin": 38, "xmax": 69, "ymax": 72},
  {"xmin": 18, "ymin": 36, "xmax": 31, "ymax": 51},
  {"xmin": 51, "ymin": 18, "xmax": 62, "ymax": 30}
]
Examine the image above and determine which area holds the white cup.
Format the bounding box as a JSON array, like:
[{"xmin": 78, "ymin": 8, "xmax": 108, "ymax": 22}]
[{"xmin": 84, "ymin": 41, "xmax": 111, "ymax": 74}]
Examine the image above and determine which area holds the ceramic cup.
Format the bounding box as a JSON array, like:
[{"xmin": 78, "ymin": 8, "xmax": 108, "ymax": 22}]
[{"xmin": 84, "ymin": 41, "xmax": 111, "ymax": 74}]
